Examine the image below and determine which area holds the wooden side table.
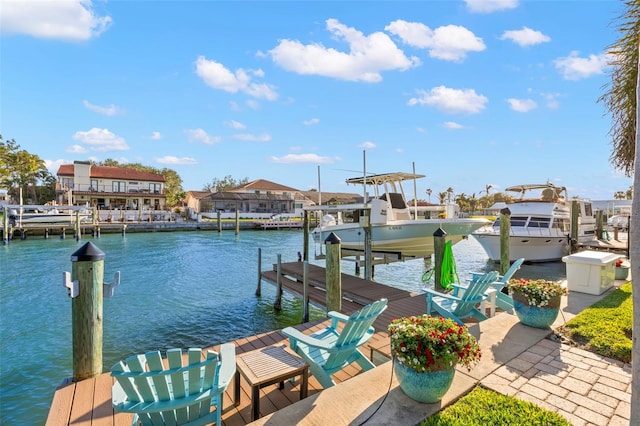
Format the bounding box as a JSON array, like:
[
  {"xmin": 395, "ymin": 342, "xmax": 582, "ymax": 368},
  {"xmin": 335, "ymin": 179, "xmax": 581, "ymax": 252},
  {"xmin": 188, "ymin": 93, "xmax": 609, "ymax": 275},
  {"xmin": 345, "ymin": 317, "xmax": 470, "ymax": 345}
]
[{"xmin": 234, "ymin": 345, "xmax": 309, "ymax": 421}]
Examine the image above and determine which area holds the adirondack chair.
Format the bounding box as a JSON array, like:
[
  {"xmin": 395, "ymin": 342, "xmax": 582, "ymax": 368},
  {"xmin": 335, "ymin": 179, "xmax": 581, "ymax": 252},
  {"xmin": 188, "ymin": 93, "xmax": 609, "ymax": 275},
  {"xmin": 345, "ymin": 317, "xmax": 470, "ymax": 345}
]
[
  {"xmin": 281, "ymin": 298, "xmax": 388, "ymax": 389},
  {"xmin": 425, "ymin": 271, "xmax": 500, "ymax": 325},
  {"xmin": 468, "ymin": 258, "xmax": 525, "ymax": 313},
  {"xmin": 111, "ymin": 344, "xmax": 236, "ymax": 426}
]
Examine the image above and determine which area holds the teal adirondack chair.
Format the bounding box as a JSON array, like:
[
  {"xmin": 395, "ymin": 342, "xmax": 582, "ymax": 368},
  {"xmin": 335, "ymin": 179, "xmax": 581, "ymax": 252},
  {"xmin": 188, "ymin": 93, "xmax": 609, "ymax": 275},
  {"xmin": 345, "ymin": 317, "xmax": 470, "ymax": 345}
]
[
  {"xmin": 111, "ymin": 344, "xmax": 236, "ymax": 426},
  {"xmin": 281, "ymin": 298, "xmax": 388, "ymax": 389},
  {"xmin": 468, "ymin": 258, "xmax": 525, "ymax": 313},
  {"xmin": 425, "ymin": 271, "xmax": 499, "ymax": 325}
]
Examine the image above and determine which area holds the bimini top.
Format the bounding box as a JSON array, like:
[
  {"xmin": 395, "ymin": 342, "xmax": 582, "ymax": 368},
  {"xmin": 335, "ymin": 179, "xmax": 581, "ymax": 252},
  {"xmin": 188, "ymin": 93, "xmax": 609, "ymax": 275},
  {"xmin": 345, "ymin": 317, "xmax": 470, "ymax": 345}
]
[
  {"xmin": 505, "ymin": 183, "xmax": 567, "ymax": 193},
  {"xmin": 345, "ymin": 172, "xmax": 426, "ymax": 186},
  {"xmin": 505, "ymin": 183, "xmax": 567, "ymax": 202}
]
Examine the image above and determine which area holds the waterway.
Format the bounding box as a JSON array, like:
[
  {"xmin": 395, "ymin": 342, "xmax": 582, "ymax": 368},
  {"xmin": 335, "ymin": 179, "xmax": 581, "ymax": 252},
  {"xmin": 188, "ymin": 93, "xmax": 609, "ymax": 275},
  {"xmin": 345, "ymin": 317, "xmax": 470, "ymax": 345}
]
[{"xmin": 0, "ymin": 230, "xmax": 565, "ymax": 425}]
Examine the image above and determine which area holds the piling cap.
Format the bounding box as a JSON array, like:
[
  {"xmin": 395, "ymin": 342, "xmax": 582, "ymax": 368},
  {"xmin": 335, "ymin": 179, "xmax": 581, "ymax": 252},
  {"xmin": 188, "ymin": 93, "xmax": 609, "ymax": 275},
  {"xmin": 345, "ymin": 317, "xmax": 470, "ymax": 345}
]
[
  {"xmin": 500, "ymin": 207, "xmax": 511, "ymax": 215},
  {"xmin": 433, "ymin": 227, "xmax": 447, "ymax": 237},
  {"xmin": 71, "ymin": 241, "xmax": 105, "ymax": 262},
  {"xmin": 324, "ymin": 232, "xmax": 341, "ymax": 244}
]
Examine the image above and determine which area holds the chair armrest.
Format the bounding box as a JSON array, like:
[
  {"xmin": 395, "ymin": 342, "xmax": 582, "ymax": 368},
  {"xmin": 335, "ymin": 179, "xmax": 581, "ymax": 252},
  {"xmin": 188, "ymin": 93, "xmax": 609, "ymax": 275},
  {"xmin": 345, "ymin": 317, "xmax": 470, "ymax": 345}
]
[
  {"xmin": 281, "ymin": 327, "xmax": 335, "ymax": 351},
  {"xmin": 327, "ymin": 310, "xmax": 350, "ymax": 328},
  {"xmin": 218, "ymin": 343, "xmax": 236, "ymax": 387}
]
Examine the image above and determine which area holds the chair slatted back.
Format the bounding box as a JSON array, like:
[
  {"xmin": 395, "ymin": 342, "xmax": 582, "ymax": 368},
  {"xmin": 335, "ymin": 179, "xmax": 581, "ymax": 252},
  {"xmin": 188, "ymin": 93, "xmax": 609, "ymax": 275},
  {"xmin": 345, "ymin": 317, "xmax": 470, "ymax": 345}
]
[
  {"xmin": 499, "ymin": 258, "xmax": 525, "ymax": 286},
  {"xmin": 111, "ymin": 348, "xmax": 220, "ymax": 425},
  {"xmin": 453, "ymin": 271, "xmax": 499, "ymax": 317},
  {"xmin": 327, "ymin": 298, "xmax": 388, "ymax": 368}
]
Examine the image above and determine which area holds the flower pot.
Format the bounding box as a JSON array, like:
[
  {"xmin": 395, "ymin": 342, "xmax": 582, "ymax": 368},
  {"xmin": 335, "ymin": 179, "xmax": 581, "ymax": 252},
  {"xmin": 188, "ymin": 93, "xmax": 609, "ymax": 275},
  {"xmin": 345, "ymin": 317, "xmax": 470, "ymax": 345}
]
[
  {"xmin": 615, "ymin": 266, "xmax": 629, "ymax": 280},
  {"xmin": 512, "ymin": 292, "xmax": 561, "ymax": 329},
  {"xmin": 393, "ymin": 359, "xmax": 455, "ymax": 403}
]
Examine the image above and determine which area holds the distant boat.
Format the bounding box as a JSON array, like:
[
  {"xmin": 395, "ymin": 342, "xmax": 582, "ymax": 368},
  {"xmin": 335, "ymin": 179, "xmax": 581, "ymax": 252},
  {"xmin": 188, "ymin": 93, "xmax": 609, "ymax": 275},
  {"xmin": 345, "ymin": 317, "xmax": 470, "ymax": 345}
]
[
  {"xmin": 471, "ymin": 183, "xmax": 597, "ymax": 262},
  {"xmin": 309, "ymin": 172, "xmax": 490, "ymax": 259},
  {"xmin": 8, "ymin": 206, "xmax": 92, "ymax": 227}
]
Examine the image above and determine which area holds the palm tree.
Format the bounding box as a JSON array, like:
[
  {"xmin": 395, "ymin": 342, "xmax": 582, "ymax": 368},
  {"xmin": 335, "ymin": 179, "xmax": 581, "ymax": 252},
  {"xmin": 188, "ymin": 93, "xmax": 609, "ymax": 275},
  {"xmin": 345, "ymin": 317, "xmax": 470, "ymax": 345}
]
[
  {"xmin": 438, "ymin": 191, "xmax": 447, "ymax": 205},
  {"xmin": 614, "ymin": 190, "xmax": 626, "ymax": 200},
  {"xmin": 598, "ymin": 1, "xmax": 640, "ymax": 421},
  {"xmin": 484, "ymin": 184, "xmax": 493, "ymax": 196},
  {"xmin": 426, "ymin": 188, "xmax": 432, "ymax": 203},
  {"xmin": 446, "ymin": 187, "xmax": 454, "ymax": 204}
]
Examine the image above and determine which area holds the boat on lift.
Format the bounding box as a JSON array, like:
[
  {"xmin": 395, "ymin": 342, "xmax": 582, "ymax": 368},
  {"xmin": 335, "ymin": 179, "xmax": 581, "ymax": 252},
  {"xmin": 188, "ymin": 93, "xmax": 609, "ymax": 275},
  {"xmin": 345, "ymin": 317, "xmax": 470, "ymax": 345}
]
[{"xmin": 309, "ymin": 172, "xmax": 490, "ymax": 259}]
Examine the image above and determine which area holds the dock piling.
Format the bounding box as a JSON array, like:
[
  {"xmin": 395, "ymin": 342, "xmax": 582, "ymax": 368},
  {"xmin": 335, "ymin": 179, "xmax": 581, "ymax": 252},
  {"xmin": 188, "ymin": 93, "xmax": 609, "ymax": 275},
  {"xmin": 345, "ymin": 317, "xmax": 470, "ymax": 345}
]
[
  {"xmin": 302, "ymin": 261, "xmax": 309, "ymax": 322},
  {"xmin": 274, "ymin": 254, "xmax": 282, "ymax": 311},
  {"xmin": 433, "ymin": 228, "xmax": 446, "ymax": 291},
  {"xmin": 256, "ymin": 248, "xmax": 262, "ymax": 296},
  {"xmin": 325, "ymin": 232, "xmax": 342, "ymax": 313},
  {"xmin": 499, "ymin": 208, "xmax": 511, "ymax": 274},
  {"xmin": 69, "ymin": 242, "xmax": 105, "ymax": 382}
]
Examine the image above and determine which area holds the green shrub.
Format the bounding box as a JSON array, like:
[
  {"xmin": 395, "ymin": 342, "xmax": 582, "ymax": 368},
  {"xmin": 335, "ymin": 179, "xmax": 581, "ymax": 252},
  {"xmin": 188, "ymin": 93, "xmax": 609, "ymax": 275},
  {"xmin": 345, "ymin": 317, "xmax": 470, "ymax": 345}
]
[{"xmin": 420, "ymin": 386, "xmax": 570, "ymax": 425}]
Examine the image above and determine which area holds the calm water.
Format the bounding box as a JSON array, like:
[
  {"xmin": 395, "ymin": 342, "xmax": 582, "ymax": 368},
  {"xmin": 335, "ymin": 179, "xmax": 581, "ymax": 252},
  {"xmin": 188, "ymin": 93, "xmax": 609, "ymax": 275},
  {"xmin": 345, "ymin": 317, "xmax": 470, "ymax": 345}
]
[{"xmin": 0, "ymin": 230, "xmax": 565, "ymax": 425}]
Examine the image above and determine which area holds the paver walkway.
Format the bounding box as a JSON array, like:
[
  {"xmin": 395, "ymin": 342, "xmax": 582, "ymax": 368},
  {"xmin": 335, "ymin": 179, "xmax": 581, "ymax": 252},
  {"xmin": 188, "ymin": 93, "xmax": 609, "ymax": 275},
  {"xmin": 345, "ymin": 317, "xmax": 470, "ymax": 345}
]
[{"xmin": 484, "ymin": 338, "xmax": 631, "ymax": 426}]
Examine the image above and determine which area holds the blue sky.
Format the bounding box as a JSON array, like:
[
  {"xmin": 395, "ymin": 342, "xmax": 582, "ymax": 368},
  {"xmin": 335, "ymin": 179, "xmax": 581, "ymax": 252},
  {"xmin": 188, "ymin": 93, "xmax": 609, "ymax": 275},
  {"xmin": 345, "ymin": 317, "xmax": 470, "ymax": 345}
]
[{"xmin": 0, "ymin": 0, "xmax": 633, "ymax": 201}]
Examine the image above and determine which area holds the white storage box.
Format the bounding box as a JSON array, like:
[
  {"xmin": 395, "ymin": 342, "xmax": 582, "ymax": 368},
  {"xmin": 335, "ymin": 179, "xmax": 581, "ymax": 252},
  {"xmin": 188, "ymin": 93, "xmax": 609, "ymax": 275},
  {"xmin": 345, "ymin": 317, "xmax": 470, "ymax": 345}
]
[{"xmin": 562, "ymin": 251, "xmax": 621, "ymax": 295}]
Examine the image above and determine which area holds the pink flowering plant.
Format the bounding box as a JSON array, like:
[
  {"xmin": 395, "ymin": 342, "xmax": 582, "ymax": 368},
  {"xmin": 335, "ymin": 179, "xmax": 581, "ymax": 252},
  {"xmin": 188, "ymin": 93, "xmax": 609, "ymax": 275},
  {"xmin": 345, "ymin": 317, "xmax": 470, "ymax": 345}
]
[
  {"xmin": 507, "ymin": 278, "xmax": 567, "ymax": 307},
  {"xmin": 387, "ymin": 315, "xmax": 481, "ymax": 373}
]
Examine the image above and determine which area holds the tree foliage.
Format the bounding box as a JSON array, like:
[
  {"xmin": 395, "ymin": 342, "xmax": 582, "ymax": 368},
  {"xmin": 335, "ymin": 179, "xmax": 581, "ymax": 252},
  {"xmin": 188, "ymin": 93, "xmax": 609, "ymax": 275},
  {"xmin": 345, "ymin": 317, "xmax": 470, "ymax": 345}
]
[
  {"xmin": 0, "ymin": 135, "xmax": 54, "ymax": 204},
  {"xmin": 203, "ymin": 175, "xmax": 250, "ymax": 192},
  {"xmin": 598, "ymin": 0, "xmax": 640, "ymax": 176}
]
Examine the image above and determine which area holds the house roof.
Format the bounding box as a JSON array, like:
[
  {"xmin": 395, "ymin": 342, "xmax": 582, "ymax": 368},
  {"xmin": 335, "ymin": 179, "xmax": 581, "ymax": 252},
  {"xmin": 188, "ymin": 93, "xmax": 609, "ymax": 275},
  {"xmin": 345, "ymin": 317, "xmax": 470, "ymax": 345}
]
[
  {"xmin": 57, "ymin": 164, "xmax": 165, "ymax": 182},
  {"xmin": 187, "ymin": 190, "xmax": 213, "ymax": 199},
  {"xmin": 201, "ymin": 191, "xmax": 294, "ymax": 201},
  {"xmin": 229, "ymin": 179, "xmax": 299, "ymax": 192}
]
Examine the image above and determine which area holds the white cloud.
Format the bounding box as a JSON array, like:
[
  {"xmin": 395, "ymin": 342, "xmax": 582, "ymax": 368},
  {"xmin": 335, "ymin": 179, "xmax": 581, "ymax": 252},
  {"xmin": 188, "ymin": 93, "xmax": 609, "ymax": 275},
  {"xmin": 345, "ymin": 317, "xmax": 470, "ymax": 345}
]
[
  {"xmin": 507, "ymin": 98, "xmax": 537, "ymax": 112},
  {"xmin": 269, "ymin": 153, "xmax": 340, "ymax": 164},
  {"xmin": 416, "ymin": 127, "xmax": 427, "ymax": 134},
  {"xmin": 226, "ymin": 120, "xmax": 246, "ymax": 129},
  {"xmin": 246, "ymin": 99, "xmax": 260, "ymax": 110},
  {"xmin": 1, "ymin": 0, "xmax": 112, "ymax": 41},
  {"xmin": 541, "ymin": 92, "xmax": 560, "ymax": 109},
  {"xmin": 554, "ymin": 51, "xmax": 610, "ymax": 80},
  {"xmin": 66, "ymin": 144, "xmax": 87, "ymax": 154},
  {"xmin": 155, "ymin": 156, "xmax": 198, "ymax": 165},
  {"xmin": 151, "ymin": 131, "xmax": 162, "ymax": 140},
  {"xmin": 232, "ymin": 133, "xmax": 271, "ymax": 142},
  {"xmin": 443, "ymin": 121, "xmax": 463, "ymax": 129},
  {"xmin": 185, "ymin": 128, "xmax": 221, "ymax": 145},
  {"xmin": 408, "ymin": 86, "xmax": 488, "ymax": 114},
  {"xmin": 386, "ymin": 21, "xmax": 485, "ymax": 62},
  {"xmin": 465, "ymin": 0, "xmax": 519, "ymax": 14},
  {"xmin": 500, "ymin": 27, "xmax": 550, "ymax": 47},
  {"xmin": 303, "ymin": 118, "xmax": 320, "ymax": 126},
  {"xmin": 195, "ymin": 56, "xmax": 278, "ymax": 100},
  {"xmin": 83, "ymin": 100, "xmax": 120, "ymax": 116},
  {"xmin": 269, "ymin": 18, "xmax": 420, "ymax": 83},
  {"xmin": 72, "ymin": 128, "xmax": 129, "ymax": 152},
  {"xmin": 360, "ymin": 141, "xmax": 376, "ymax": 149}
]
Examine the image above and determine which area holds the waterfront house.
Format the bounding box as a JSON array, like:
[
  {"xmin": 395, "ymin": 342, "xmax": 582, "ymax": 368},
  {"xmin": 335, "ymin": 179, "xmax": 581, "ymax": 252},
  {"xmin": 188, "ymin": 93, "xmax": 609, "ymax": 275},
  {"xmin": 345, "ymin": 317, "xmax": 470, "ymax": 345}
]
[{"xmin": 56, "ymin": 161, "xmax": 167, "ymax": 211}]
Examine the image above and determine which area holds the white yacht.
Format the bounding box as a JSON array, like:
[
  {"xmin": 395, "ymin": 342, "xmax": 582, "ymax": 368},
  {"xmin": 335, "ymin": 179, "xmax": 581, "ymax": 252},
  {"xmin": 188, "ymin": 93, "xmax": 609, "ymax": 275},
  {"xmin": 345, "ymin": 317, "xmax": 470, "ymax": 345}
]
[{"xmin": 472, "ymin": 184, "xmax": 597, "ymax": 262}]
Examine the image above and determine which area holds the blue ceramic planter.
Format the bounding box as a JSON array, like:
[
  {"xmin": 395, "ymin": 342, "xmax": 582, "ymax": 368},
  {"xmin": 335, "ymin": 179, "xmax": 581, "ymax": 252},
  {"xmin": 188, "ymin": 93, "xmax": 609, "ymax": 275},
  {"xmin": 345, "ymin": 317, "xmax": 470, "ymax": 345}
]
[
  {"xmin": 512, "ymin": 293, "xmax": 560, "ymax": 329},
  {"xmin": 393, "ymin": 359, "xmax": 455, "ymax": 403}
]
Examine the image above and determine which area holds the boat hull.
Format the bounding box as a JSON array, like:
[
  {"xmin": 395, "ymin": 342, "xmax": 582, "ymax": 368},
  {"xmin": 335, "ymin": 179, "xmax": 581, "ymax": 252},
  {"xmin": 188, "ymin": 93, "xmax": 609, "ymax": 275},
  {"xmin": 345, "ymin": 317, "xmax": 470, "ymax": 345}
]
[
  {"xmin": 472, "ymin": 230, "xmax": 569, "ymax": 263},
  {"xmin": 314, "ymin": 219, "xmax": 488, "ymax": 258}
]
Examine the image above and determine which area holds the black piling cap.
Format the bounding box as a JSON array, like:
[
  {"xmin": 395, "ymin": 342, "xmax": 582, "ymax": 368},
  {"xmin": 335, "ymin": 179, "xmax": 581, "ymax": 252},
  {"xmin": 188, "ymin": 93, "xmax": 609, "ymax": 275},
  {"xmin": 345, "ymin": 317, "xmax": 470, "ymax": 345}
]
[
  {"xmin": 433, "ymin": 227, "xmax": 447, "ymax": 237},
  {"xmin": 71, "ymin": 241, "xmax": 105, "ymax": 262},
  {"xmin": 500, "ymin": 207, "xmax": 511, "ymax": 216},
  {"xmin": 324, "ymin": 232, "xmax": 342, "ymax": 244}
]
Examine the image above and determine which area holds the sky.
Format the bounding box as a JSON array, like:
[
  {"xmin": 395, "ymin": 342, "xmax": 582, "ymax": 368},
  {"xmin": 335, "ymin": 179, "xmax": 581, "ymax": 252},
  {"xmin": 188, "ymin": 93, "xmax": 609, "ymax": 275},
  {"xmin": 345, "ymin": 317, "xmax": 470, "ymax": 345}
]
[{"xmin": 0, "ymin": 0, "xmax": 634, "ymax": 202}]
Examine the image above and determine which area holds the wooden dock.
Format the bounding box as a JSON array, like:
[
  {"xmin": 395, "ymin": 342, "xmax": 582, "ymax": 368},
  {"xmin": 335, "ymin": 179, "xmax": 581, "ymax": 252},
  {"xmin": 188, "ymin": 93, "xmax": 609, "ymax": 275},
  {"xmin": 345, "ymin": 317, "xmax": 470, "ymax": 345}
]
[{"xmin": 46, "ymin": 263, "xmax": 429, "ymax": 425}]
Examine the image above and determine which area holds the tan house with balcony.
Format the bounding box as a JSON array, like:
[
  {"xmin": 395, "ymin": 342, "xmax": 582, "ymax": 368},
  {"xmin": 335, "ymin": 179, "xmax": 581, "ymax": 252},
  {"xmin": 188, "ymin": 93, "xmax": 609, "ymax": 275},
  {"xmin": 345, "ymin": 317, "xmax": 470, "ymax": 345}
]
[{"xmin": 56, "ymin": 161, "xmax": 166, "ymax": 211}]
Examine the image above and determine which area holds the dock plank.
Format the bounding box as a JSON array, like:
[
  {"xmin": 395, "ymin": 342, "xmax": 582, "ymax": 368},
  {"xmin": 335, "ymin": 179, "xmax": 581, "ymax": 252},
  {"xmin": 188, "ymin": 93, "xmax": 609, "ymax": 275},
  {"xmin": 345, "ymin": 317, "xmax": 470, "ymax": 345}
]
[{"xmin": 47, "ymin": 263, "xmax": 433, "ymax": 425}]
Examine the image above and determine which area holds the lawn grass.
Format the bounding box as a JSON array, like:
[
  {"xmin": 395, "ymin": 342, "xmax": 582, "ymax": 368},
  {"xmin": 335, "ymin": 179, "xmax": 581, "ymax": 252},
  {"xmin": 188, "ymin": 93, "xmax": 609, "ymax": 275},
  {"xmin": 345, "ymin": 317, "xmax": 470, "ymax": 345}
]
[
  {"xmin": 419, "ymin": 386, "xmax": 570, "ymax": 426},
  {"xmin": 559, "ymin": 281, "xmax": 632, "ymax": 362}
]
